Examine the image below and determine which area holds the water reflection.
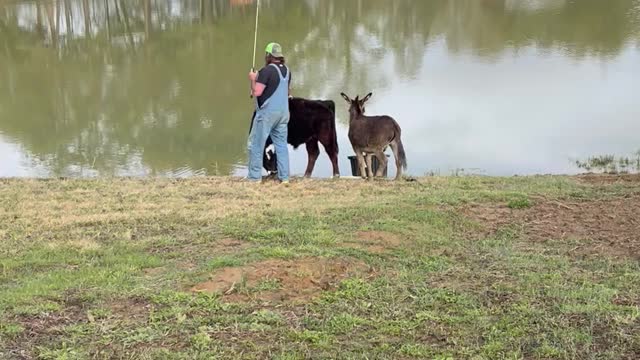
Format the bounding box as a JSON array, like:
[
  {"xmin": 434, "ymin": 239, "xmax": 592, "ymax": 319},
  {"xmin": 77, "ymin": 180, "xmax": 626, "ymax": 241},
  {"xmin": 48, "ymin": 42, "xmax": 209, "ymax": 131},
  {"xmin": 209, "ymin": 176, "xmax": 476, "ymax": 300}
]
[
  {"xmin": 1, "ymin": 0, "xmax": 639, "ymax": 177},
  {"xmin": 575, "ymin": 152, "xmax": 640, "ymax": 174}
]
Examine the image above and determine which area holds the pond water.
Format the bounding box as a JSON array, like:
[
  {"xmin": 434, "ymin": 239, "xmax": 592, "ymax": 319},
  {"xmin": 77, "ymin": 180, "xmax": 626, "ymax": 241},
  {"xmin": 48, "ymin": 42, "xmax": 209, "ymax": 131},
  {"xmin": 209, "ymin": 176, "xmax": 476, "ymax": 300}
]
[{"xmin": 1, "ymin": 0, "xmax": 639, "ymax": 178}]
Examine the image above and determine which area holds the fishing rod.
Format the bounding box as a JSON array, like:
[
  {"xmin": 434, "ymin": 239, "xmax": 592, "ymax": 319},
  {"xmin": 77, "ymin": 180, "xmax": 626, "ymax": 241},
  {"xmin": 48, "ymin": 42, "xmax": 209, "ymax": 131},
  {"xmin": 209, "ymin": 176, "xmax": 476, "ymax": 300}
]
[{"xmin": 250, "ymin": 0, "xmax": 261, "ymax": 99}]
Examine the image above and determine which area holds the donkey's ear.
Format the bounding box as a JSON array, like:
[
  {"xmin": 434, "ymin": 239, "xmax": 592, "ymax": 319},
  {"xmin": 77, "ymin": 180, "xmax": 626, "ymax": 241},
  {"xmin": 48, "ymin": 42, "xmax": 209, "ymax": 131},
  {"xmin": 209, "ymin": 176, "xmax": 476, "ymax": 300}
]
[
  {"xmin": 340, "ymin": 93, "xmax": 351, "ymax": 103},
  {"xmin": 361, "ymin": 92, "xmax": 373, "ymax": 103}
]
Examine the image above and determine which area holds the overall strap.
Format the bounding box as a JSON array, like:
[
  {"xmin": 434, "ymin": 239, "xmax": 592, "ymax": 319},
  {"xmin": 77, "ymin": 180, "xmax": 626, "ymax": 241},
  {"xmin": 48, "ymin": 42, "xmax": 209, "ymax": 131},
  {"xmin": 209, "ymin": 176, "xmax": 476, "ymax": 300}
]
[{"xmin": 269, "ymin": 63, "xmax": 288, "ymax": 81}]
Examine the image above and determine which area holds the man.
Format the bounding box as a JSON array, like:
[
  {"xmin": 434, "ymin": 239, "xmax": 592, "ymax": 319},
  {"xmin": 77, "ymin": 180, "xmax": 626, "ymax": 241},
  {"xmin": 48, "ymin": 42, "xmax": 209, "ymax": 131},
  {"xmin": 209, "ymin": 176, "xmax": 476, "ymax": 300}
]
[{"xmin": 246, "ymin": 42, "xmax": 291, "ymax": 183}]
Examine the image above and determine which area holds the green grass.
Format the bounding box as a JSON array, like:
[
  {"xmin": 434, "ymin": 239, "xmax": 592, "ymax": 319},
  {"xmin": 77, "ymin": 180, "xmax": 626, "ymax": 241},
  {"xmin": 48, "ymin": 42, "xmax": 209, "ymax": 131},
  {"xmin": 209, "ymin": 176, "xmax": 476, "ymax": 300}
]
[
  {"xmin": 507, "ymin": 196, "xmax": 532, "ymax": 209},
  {"xmin": 0, "ymin": 176, "xmax": 639, "ymax": 359}
]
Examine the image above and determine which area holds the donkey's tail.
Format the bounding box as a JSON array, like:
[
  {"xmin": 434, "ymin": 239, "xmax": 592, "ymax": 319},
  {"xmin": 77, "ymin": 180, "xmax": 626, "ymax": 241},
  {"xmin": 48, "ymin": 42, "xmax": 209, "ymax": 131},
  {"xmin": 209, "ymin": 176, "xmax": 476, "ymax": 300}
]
[
  {"xmin": 396, "ymin": 137, "xmax": 408, "ymax": 170},
  {"xmin": 393, "ymin": 124, "xmax": 407, "ymax": 170}
]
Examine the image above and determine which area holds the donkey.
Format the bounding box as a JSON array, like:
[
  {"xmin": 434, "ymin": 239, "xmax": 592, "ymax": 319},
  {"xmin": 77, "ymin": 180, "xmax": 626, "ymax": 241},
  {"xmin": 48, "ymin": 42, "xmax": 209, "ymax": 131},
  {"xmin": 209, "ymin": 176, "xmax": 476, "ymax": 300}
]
[{"xmin": 340, "ymin": 92, "xmax": 407, "ymax": 180}]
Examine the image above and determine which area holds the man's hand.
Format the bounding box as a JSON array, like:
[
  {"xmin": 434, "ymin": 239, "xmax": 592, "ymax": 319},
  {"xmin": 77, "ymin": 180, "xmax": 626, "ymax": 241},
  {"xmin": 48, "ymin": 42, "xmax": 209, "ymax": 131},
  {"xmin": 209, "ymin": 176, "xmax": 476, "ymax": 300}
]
[{"xmin": 249, "ymin": 70, "xmax": 258, "ymax": 82}]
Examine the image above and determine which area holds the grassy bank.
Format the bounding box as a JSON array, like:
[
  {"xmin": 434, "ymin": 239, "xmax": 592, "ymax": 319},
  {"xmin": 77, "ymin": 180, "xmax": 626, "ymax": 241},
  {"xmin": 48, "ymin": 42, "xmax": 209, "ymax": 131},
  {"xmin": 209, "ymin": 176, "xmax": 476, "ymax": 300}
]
[{"xmin": 1, "ymin": 175, "xmax": 639, "ymax": 359}]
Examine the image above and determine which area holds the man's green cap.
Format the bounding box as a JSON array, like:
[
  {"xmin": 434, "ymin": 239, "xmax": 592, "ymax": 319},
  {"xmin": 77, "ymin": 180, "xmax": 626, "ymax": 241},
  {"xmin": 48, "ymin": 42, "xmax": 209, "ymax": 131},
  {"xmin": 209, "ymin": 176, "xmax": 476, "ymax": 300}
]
[{"xmin": 265, "ymin": 42, "xmax": 284, "ymax": 58}]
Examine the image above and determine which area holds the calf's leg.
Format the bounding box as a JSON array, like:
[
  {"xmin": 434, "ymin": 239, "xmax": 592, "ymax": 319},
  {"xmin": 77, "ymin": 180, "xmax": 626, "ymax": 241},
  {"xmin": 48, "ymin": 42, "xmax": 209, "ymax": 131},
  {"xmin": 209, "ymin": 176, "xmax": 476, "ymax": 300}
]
[
  {"xmin": 328, "ymin": 149, "xmax": 340, "ymax": 178},
  {"xmin": 318, "ymin": 134, "xmax": 340, "ymax": 178},
  {"xmin": 304, "ymin": 140, "xmax": 320, "ymax": 178}
]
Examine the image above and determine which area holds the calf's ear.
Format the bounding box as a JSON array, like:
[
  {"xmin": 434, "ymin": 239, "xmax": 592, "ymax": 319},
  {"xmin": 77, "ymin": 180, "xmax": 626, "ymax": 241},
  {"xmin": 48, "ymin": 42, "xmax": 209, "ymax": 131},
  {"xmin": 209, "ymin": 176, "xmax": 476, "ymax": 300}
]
[
  {"xmin": 361, "ymin": 92, "xmax": 373, "ymax": 103},
  {"xmin": 340, "ymin": 93, "xmax": 351, "ymax": 103}
]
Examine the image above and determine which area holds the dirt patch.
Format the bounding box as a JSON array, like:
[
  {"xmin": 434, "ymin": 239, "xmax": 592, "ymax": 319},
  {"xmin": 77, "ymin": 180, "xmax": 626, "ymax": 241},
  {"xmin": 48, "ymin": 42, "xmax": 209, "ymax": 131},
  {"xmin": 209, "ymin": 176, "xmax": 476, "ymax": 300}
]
[
  {"xmin": 5, "ymin": 303, "xmax": 86, "ymax": 359},
  {"xmin": 191, "ymin": 257, "xmax": 373, "ymax": 303},
  {"xmin": 192, "ymin": 267, "xmax": 245, "ymax": 294},
  {"xmin": 575, "ymin": 173, "xmax": 640, "ymax": 185},
  {"xmin": 215, "ymin": 238, "xmax": 249, "ymax": 250},
  {"xmin": 343, "ymin": 231, "xmax": 404, "ymax": 253},
  {"xmin": 15, "ymin": 308, "xmax": 83, "ymax": 335},
  {"xmin": 107, "ymin": 297, "xmax": 151, "ymax": 321},
  {"xmin": 462, "ymin": 195, "xmax": 640, "ymax": 259}
]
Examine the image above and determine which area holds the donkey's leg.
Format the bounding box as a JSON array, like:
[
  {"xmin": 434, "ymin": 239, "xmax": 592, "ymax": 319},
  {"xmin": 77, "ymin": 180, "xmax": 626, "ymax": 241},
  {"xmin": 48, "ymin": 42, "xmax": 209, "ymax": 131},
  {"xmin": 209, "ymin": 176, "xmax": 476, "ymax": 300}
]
[
  {"xmin": 365, "ymin": 154, "xmax": 374, "ymax": 181},
  {"xmin": 374, "ymin": 150, "xmax": 388, "ymax": 178},
  {"xmin": 355, "ymin": 149, "xmax": 367, "ymax": 179},
  {"xmin": 304, "ymin": 140, "xmax": 320, "ymax": 178},
  {"xmin": 389, "ymin": 141, "xmax": 403, "ymax": 180}
]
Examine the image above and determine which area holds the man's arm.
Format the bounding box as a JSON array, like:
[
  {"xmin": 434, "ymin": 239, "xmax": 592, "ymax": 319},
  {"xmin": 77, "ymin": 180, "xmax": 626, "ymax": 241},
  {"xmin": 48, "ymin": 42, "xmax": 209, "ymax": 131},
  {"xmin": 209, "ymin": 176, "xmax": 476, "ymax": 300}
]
[
  {"xmin": 250, "ymin": 75, "xmax": 266, "ymax": 97},
  {"xmin": 249, "ymin": 69, "xmax": 268, "ymax": 97}
]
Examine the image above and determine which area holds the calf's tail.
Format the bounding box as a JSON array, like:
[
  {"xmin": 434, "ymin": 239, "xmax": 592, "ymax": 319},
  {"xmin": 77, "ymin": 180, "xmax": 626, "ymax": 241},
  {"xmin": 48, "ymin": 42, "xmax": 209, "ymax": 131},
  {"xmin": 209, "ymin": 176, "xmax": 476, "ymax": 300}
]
[{"xmin": 328, "ymin": 101, "xmax": 339, "ymax": 154}]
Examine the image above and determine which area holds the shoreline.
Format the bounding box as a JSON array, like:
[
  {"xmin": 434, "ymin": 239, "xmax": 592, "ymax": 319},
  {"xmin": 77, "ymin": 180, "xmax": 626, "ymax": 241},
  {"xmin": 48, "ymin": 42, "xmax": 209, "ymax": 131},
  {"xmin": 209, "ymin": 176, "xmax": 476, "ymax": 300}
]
[{"xmin": 1, "ymin": 172, "xmax": 639, "ymax": 181}]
